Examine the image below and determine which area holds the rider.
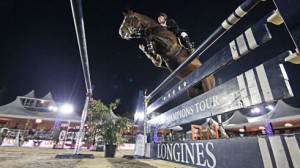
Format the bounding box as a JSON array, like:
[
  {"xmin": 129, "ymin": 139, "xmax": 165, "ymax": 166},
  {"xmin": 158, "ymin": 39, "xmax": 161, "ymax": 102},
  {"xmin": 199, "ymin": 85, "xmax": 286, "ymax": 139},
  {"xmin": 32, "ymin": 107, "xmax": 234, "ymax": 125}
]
[
  {"xmin": 139, "ymin": 12, "xmax": 195, "ymax": 67},
  {"xmin": 157, "ymin": 12, "xmax": 195, "ymax": 53}
]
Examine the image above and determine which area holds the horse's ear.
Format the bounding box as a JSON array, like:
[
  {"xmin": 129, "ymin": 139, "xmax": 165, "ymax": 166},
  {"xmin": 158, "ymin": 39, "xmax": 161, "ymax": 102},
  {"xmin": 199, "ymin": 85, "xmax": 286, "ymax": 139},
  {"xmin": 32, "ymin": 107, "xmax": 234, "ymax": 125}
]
[{"xmin": 125, "ymin": 5, "xmax": 133, "ymax": 13}]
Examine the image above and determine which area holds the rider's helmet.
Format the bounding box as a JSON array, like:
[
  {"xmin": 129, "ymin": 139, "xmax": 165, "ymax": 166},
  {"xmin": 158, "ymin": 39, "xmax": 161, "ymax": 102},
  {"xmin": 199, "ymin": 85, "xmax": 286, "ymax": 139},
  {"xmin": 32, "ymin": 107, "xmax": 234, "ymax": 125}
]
[
  {"xmin": 158, "ymin": 12, "xmax": 168, "ymax": 19},
  {"xmin": 157, "ymin": 12, "xmax": 168, "ymax": 25}
]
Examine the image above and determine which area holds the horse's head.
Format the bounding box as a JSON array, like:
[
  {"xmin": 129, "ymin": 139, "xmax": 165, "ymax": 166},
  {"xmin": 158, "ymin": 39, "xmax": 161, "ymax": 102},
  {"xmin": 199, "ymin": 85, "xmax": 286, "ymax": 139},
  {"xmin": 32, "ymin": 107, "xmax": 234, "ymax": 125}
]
[
  {"xmin": 119, "ymin": 11, "xmax": 142, "ymax": 40},
  {"xmin": 119, "ymin": 10, "xmax": 158, "ymax": 40}
]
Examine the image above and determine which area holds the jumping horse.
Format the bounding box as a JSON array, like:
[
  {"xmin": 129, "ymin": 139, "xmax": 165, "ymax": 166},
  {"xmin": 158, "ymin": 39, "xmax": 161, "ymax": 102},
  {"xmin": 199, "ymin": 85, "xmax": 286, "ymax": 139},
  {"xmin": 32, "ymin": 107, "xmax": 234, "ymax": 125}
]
[{"xmin": 119, "ymin": 10, "xmax": 215, "ymax": 98}]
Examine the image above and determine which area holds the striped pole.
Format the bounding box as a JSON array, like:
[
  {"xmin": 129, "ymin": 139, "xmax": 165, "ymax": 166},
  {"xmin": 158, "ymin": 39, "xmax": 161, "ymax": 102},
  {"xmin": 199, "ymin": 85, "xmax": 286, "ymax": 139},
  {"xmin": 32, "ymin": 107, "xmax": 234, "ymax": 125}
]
[
  {"xmin": 70, "ymin": 0, "xmax": 93, "ymax": 155},
  {"xmin": 147, "ymin": 0, "xmax": 263, "ymax": 100}
]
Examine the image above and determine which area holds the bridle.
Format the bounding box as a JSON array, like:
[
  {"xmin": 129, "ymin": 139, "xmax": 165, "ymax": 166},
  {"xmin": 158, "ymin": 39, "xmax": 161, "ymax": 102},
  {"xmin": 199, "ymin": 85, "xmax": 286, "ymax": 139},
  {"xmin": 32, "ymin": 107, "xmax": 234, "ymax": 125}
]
[{"xmin": 125, "ymin": 15, "xmax": 143, "ymax": 38}]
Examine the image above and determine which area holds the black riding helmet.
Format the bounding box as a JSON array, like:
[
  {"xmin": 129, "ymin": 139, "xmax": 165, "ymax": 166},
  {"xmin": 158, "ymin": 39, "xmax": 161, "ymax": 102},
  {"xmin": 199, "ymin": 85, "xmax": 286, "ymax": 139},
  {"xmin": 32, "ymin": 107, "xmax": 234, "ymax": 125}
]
[{"xmin": 158, "ymin": 12, "xmax": 167, "ymax": 18}]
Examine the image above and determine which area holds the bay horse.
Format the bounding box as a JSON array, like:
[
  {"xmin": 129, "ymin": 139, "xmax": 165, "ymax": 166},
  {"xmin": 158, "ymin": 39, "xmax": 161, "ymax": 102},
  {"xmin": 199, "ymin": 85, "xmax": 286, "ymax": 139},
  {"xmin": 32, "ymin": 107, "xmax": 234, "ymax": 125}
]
[{"xmin": 119, "ymin": 10, "xmax": 215, "ymax": 98}]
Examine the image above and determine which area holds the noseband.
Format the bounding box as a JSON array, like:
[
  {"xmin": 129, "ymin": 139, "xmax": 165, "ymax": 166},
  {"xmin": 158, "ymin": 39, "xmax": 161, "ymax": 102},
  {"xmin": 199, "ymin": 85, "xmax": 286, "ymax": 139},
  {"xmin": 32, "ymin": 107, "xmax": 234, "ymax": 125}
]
[{"xmin": 125, "ymin": 15, "xmax": 143, "ymax": 38}]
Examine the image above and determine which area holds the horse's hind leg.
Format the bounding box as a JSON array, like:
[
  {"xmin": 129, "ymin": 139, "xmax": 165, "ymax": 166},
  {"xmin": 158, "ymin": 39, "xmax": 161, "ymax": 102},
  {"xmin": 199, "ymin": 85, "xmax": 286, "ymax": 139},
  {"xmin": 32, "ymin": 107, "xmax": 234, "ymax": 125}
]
[
  {"xmin": 187, "ymin": 75, "xmax": 216, "ymax": 99},
  {"xmin": 187, "ymin": 82, "xmax": 203, "ymax": 99},
  {"xmin": 201, "ymin": 75, "xmax": 216, "ymax": 92}
]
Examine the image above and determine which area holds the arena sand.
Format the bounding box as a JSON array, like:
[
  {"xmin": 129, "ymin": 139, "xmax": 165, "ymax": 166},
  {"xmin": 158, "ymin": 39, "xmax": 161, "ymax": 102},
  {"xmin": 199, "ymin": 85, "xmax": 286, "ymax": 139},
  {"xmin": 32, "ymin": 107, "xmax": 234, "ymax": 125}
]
[{"xmin": 0, "ymin": 146, "xmax": 195, "ymax": 168}]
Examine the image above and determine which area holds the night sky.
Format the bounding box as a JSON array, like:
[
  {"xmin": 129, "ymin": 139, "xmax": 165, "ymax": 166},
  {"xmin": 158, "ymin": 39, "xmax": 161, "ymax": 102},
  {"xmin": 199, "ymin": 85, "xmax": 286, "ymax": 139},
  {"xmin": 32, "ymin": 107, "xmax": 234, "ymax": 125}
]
[{"xmin": 1, "ymin": 0, "xmax": 299, "ymax": 117}]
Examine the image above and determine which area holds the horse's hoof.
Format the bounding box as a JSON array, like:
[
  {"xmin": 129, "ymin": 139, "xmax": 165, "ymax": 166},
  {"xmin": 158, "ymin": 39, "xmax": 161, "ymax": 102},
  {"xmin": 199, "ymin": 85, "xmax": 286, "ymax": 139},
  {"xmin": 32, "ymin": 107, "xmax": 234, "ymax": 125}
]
[{"xmin": 139, "ymin": 44, "xmax": 145, "ymax": 51}]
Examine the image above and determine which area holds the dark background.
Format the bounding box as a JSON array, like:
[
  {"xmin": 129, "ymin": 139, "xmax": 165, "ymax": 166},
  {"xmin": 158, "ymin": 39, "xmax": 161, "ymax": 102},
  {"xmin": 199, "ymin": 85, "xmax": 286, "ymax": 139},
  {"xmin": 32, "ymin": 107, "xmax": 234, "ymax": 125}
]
[{"xmin": 0, "ymin": 0, "xmax": 299, "ymax": 118}]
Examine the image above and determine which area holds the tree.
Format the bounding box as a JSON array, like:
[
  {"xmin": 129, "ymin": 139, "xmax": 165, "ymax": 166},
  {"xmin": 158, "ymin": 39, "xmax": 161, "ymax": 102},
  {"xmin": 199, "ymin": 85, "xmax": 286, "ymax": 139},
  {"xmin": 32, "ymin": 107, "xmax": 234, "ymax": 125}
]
[{"xmin": 87, "ymin": 98, "xmax": 132, "ymax": 145}]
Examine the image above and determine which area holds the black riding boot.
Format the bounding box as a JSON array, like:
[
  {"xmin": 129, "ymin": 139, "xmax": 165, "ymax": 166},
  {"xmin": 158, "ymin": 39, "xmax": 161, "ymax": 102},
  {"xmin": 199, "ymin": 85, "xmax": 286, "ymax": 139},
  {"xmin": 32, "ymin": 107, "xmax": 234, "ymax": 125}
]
[{"xmin": 182, "ymin": 36, "xmax": 195, "ymax": 53}]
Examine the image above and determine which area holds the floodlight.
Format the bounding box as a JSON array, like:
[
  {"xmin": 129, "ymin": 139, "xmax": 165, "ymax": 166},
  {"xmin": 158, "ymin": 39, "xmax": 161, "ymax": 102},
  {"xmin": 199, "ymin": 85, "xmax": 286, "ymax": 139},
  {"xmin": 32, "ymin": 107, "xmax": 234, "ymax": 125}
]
[
  {"xmin": 284, "ymin": 123, "xmax": 293, "ymax": 127},
  {"xmin": 251, "ymin": 107, "xmax": 260, "ymax": 113},
  {"xmin": 61, "ymin": 104, "xmax": 74, "ymax": 113},
  {"xmin": 239, "ymin": 128, "xmax": 245, "ymax": 132},
  {"xmin": 266, "ymin": 105, "xmax": 274, "ymax": 110},
  {"xmin": 35, "ymin": 119, "xmax": 42, "ymax": 123}
]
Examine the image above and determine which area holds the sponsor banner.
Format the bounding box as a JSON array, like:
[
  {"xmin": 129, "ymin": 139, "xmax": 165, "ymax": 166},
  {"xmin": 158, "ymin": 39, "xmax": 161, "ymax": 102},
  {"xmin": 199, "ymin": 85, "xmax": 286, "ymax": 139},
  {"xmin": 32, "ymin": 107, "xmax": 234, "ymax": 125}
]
[
  {"xmin": 22, "ymin": 140, "xmax": 55, "ymax": 147},
  {"xmin": 1, "ymin": 138, "xmax": 16, "ymax": 146},
  {"xmin": 118, "ymin": 143, "xmax": 135, "ymax": 150},
  {"xmin": 1, "ymin": 138, "xmax": 55, "ymax": 147},
  {"xmin": 151, "ymin": 134, "xmax": 300, "ymax": 168},
  {"xmin": 1, "ymin": 139, "xmax": 91, "ymax": 148},
  {"xmin": 148, "ymin": 52, "xmax": 293, "ymax": 129}
]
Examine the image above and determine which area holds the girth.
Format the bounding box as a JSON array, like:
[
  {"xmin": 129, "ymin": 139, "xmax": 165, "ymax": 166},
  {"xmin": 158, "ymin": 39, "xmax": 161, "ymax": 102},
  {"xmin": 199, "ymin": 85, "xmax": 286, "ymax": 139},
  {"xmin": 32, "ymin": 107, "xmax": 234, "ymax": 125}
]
[{"xmin": 163, "ymin": 46, "xmax": 184, "ymax": 64}]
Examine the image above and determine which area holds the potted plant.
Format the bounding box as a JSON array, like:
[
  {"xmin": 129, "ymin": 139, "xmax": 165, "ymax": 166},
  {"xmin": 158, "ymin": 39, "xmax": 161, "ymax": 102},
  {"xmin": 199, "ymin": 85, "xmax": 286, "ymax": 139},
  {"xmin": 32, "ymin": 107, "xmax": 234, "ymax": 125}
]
[{"xmin": 87, "ymin": 98, "xmax": 131, "ymax": 157}]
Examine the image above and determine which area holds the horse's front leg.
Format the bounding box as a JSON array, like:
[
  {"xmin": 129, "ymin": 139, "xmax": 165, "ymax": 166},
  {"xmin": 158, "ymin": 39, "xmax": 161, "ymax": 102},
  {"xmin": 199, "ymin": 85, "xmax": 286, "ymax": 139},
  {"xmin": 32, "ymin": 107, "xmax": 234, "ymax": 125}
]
[
  {"xmin": 187, "ymin": 82, "xmax": 203, "ymax": 99},
  {"xmin": 186, "ymin": 74, "xmax": 216, "ymax": 99},
  {"xmin": 139, "ymin": 43, "xmax": 166, "ymax": 68}
]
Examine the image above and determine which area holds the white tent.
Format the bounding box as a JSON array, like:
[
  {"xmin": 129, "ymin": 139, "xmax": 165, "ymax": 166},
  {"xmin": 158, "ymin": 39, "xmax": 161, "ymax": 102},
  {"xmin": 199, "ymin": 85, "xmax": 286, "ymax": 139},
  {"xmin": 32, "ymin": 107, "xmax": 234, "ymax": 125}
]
[
  {"xmin": 223, "ymin": 100, "xmax": 300, "ymax": 131},
  {"xmin": 223, "ymin": 111, "xmax": 249, "ymax": 126},
  {"xmin": 0, "ymin": 91, "xmax": 81, "ymax": 122},
  {"xmin": 269, "ymin": 100, "xmax": 300, "ymax": 122},
  {"xmin": 23, "ymin": 90, "xmax": 36, "ymax": 98},
  {"xmin": 42, "ymin": 92, "xmax": 54, "ymax": 100}
]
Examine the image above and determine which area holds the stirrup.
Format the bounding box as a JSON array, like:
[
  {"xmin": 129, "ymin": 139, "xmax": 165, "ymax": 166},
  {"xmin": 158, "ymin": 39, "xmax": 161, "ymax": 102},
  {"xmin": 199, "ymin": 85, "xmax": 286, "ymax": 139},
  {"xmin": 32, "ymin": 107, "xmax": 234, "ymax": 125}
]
[
  {"xmin": 184, "ymin": 43, "xmax": 195, "ymax": 53},
  {"xmin": 188, "ymin": 47, "xmax": 195, "ymax": 53},
  {"xmin": 191, "ymin": 42, "xmax": 195, "ymax": 48},
  {"xmin": 187, "ymin": 42, "xmax": 195, "ymax": 53}
]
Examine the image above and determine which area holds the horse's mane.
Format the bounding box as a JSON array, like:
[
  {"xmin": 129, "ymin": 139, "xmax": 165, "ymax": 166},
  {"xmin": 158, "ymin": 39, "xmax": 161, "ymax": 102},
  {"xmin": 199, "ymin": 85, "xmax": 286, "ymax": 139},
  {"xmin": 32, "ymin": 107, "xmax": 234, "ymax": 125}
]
[{"xmin": 133, "ymin": 11, "xmax": 160, "ymax": 28}]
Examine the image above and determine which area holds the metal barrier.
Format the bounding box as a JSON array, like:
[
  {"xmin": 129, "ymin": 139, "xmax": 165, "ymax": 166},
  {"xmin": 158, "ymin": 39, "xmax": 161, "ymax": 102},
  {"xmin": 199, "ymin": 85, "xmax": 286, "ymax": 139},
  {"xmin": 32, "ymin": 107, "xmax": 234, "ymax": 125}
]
[{"xmin": 138, "ymin": 0, "xmax": 300, "ymax": 167}]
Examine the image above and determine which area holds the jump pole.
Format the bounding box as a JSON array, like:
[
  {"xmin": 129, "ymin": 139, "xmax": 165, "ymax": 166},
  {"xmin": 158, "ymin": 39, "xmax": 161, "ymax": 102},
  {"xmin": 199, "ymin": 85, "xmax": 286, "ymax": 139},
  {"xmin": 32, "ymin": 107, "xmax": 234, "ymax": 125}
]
[{"xmin": 56, "ymin": 0, "xmax": 93, "ymax": 158}]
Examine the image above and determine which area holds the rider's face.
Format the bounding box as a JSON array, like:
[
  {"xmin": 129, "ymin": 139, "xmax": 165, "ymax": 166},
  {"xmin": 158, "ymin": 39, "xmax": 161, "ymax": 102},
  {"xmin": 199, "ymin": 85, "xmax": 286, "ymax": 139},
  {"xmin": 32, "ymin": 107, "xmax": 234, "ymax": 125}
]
[{"xmin": 157, "ymin": 15, "xmax": 166, "ymax": 24}]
